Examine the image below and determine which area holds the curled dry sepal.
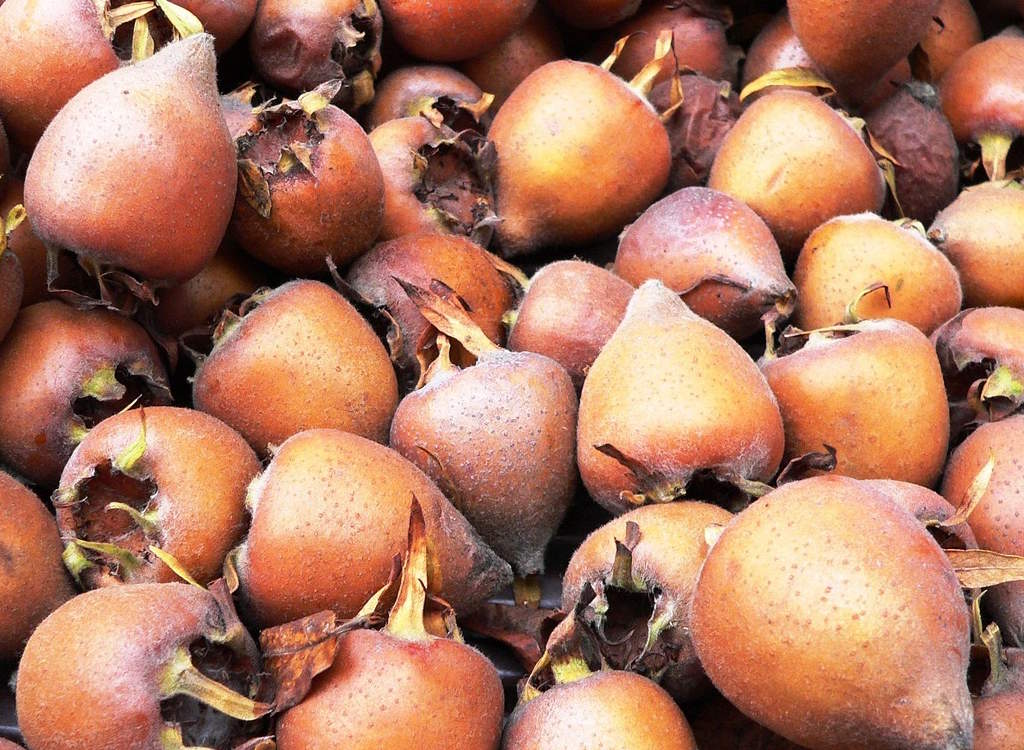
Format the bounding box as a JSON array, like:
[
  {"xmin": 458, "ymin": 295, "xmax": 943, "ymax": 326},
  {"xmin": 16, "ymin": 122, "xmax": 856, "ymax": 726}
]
[{"xmin": 96, "ymin": 0, "xmax": 204, "ymax": 63}]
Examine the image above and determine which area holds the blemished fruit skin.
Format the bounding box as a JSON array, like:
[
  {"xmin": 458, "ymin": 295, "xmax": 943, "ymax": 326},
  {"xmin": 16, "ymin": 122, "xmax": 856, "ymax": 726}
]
[
  {"xmin": 942, "ymin": 415, "xmax": 1024, "ymax": 647},
  {"xmin": 929, "ymin": 182, "xmax": 1024, "ymax": 308},
  {"xmin": 0, "ymin": 0, "xmax": 118, "ymax": 148},
  {"xmin": 708, "ymin": 90, "xmax": 885, "ymax": 258},
  {"xmin": 366, "ymin": 65, "xmax": 484, "ymax": 130},
  {"xmin": 691, "ymin": 476, "xmax": 974, "ymax": 750},
  {"xmin": 193, "ymin": 280, "xmax": 399, "ymax": 455},
  {"xmin": 276, "ymin": 628, "xmax": 504, "ymax": 750},
  {"xmin": 577, "ymin": 281, "xmax": 784, "ymax": 515},
  {"xmin": 793, "ymin": 213, "xmax": 962, "ymax": 334},
  {"xmin": 25, "ymin": 35, "xmax": 236, "ymax": 285},
  {"xmin": 0, "ymin": 471, "xmax": 74, "ymax": 660},
  {"xmin": 56, "ymin": 407, "xmax": 261, "ymax": 587},
  {"xmin": 0, "ymin": 301, "xmax": 171, "ymax": 488},
  {"xmin": 916, "ymin": 0, "xmax": 982, "ymax": 81},
  {"xmin": 546, "ymin": 0, "xmax": 641, "ymax": 30},
  {"xmin": 379, "ymin": 0, "xmax": 536, "ymax": 61},
  {"xmin": 502, "ymin": 670, "xmax": 698, "ymax": 750},
  {"xmin": 973, "ymin": 649, "xmax": 1024, "ymax": 750},
  {"xmin": 615, "ymin": 187, "xmax": 794, "ymax": 340},
  {"xmin": 0, "ymin": 249, "xmax": 22, "ymax": 342},
  {"xmin": 0, "ymin": 178, "xmax": 48, "ymax": 306},
  {"xmin": 489, "ymin": 60, "xmax": 671, "ymax": 257},
  {"xmin": 507, "ymin": 259, "xmax": 633, "ymax": 391},
  {"xmin": 761, "ymin": 319, "xmax": 951, "ymax": 487},
  {"xmin": 237, "ymin": 429, "xmax": 512, "ymax": 627}
]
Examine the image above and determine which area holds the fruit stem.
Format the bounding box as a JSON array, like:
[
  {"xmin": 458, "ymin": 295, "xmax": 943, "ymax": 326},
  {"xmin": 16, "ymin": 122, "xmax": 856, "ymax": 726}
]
[
  {"xmin": 384, "ymin": 498, "xmax": 433, "ymax": 642},
  {"xmin": 160, "ymin": 646, "xmax": 271, "ymax": 721},
  {"xmin": 978, "ymin": 131, "xmax": 1013, "ymax": 181}
]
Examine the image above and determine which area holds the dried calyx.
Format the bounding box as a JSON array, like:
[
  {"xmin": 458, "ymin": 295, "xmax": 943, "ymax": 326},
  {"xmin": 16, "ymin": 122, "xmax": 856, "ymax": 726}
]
[
  {"xmin": 71, "ymin": 363, "xmax": 171, "ymax": 439},
  {"xmin": 94, "ymin": 0, "xmax": 205, "ymax": 62},
  {"xmin": 327, "ymin": 0, "xmax": 382, "ymax": 111}
]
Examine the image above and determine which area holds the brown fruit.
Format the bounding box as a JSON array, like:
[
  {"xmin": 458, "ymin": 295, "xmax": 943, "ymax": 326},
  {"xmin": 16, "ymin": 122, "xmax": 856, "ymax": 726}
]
[
  {"xmin": 616, "ymin": 187, "xmax": 795, "ymax": 340},
  {"xmin": 741, "ymin": 10, "xmax": 818, "ymax": 94},
  {"xmin": 55, "ymin": 406, "xmax": 260, "ymax": 589},
  {"xmin": 379, "ymin": 0, "xmax": 535, "ymax": 61},
  {"xmin": 915, "ymin": 0, "xmax": 982, "ymax": 82},
  {"xmin": 708, "ymin": 90, "xmax": 885, "ymax": 258},
  {"xmin": 0, "ymin": 178, "xmax": 48, "ymax": 306},
  {"xmin": 192, "ymin": 280, "xmax": 398, "ymax": 454},
  {"xmin": 793, "ymin": 213, "xmax": 962, "ymax": 334},
  {"xmin": 0, "ymin": 471, "xmax": 74, "ymax": 660},
  {"xmin": 929, "ymin": 181, "xmax": 1024, "ymax": 307},
  {"xmin": 365, "ymin": 65, "xmax": 488, "ymax": 131},
  {"xmin": 24, "ymin": 34, "xmax": 237, "ymax": 285},
  {"xmin": 546, "ymin": 0, "xmax": 640, "ymax": 30},
  {"xmin": 506, "ymin": 259, "xmax": 633, "ymax": 390},
  {"xmin": 178, "ymin": 0, "xmax": 258, "ymax": 53},
  {"xmin": 973, "ymin": 645, "xmax": 1024, "ymax": 750},
  {"xmin": 578, "ymin": 280, "xmax": 785, "ymax": 515},
  {"xmin": 0, "ymin": 301, "xmax": 171, "ymax": 488},
  {"xmin": 860, "ymin": 479, "xmax": 977, "ymax": 549},
  {"xmin": 761, "ymin": 319, "xmax": 950, "ymax": 486},
  {"xmin": 236, "ymin": 428, "xmax": 512, "ymax": 626},
  {"xmin": 0, "ymin": 116, "xmax": 8, "ymax": 176},
  {"xmin": 0, "ymin": 246, "xmax": 21, "ymax": 343},
  {"xmin": 692, "ymin": 476, "xmax": 974, "ymax": 750}
]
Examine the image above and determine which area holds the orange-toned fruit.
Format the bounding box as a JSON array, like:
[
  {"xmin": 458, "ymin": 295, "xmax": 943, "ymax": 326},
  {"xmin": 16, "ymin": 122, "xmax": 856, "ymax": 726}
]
[
  {"xmin": 379, "ymin": 0, "xmax": 535, "ymax": 61},
  {"xmin": 742, "ymin": 10, "xmax": 817, "ymax": 94},
  {"xmin": 546, "ymin": 0, "xmax": 640, "ymax": 30},
  {"xmin": 178, "ymin": 0, "xmax": 258, "ymax": 52},
  {"xmin": 366, "ymin": 65, "xmax": 487, "ymax": 131},
  {"xmin": 973, "ymin": 647, "xmax": 1024, "ymax": 750},
  {"xmin": 1, "ymin": 178, "xmax": 48, "ymax": 306},
  {"xmin": 861, "ymin": 479, "xmax": 977, "ymax": 549},
  {"xmin": 916, "ymin": 0, "xmax": 982, "ymax": 81}
]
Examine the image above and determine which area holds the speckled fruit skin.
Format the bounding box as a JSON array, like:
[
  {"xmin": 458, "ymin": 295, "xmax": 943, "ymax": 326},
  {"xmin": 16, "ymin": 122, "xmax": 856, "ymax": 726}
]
[
  {"xmin": 917, "ymin": 0, "xmax": 982, "ymax": 81},
  {"xmin": 0, "ymin": 0, "xmax": 118, "ymax": 148},
  {"xmin": 56, "ymin": 407, "xmax": 261, "ymax": 587},
  {"xmin": 0, "ymin": 249, "xmax": 22, "ymax": 342},
  {"xmin": 0, "ymin": 471, "xmax": 74, "ymax": 660},
  {"xmin": 277, "ymin": 628, "xmax": 504, "ymax": 750},
  {"xmin": 577, "ymin": 281, "xmax": 784, "ymax": 515},
  {"xmin": 616, "ymin": 187, "xmax": 794, "ymax": 340},
  {"xmin": 24, "ymin": 35, "xmax": 237, "ymax": 284},
  {"xmin": 793, "ymin": 213, "xmax": 962, "ymax": 334},
  {"xmin": 380, "ymin": 0, "xmax": 536, "ymax": 61},
  {"xmin": 973, "ymin": 649, "xmax": 1024, "ymax": 750},
  {"xmin": 17, "ymin": 583, "xmax": 261, "ymax": 750},
  {"xmin": 708, "ymin": 90, "xmax": 884, "ymax": 259},
  {"xmin": 761, "ymin": 319, "xmax": 950, "ymax": 486},
  {"xmin": 692, "ymin": 476, "xmax": 973, "ymax": 750},
  {"xmin": 929, "ymin": 182, "xmax": 1024, "ymax": 308},
  {"xmin": 1, "ymin": 178, "xmax": 48, "ymax": 306},
  {"xmin": 546, "ymin": 0, "xmax": 641, "ymax": 30},
  {"xmin": 193, "ymin": 280, "xmax": 399, "ymax": 455},
  {"xmin": 503, "ymin": 670, "xmax": 698, "ymax": 750},
  {"xmin": 942, "ymin": 415, "xmax": 1024, "ymax": 647},
  {"xmin": 0, "ymin": 301, "xmax": 171, "ymax": 488},
  {"xmin": 366, "ymin": 65, "xmax": 484, "ymax": 130},
  {"xmin": 861, "ymin": 479, "xmax": 977, "ymax": 548},
  {"xmin": 390, "ymin": 349, "xmax": 578, "ymax": 576},
  {"xmin": 237, "ymin": 429, "xmax": 512, "ymax": 626},
  {"xmin": 489, "ymin": 60, "xmax": 670, "ymax": 257},
  {"xmin": 507, "ymin": 259, "xmax": 633, "ymax": 390}
]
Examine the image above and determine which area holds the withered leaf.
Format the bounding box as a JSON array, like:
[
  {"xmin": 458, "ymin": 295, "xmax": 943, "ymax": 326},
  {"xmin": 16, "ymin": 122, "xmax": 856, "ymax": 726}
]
[
  {"xmin": 259, "ymin": 611, "xmax": 342, "ymax": 713},
  {"xmin": 739, "ymin": 67, "xmax": 836, "ymax": 102},
  {"xmin": 948, "ymin": 549, "xmax": 1024, "ymax": 588}
]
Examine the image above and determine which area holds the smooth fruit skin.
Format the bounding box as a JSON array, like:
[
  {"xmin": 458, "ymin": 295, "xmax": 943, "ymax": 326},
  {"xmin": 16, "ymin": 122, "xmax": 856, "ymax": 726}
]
[
  {"xmin": 366, "ymin": 65, "xmax": 484, "ymax": 130},
  {"xmin": 379, "ymin": 0, "xmax": 536, "ymax": 61},
  {"xmin": 507, "ymin": 259, "xmax": 633, "ymax": 390},
  {"xmin": 708, "ymin": 90, "xmax": 885, "ymax": 259},
  {"xmin": 761, "ymin": 320, "xmax": 950, "ymax": 486},
  {"xmin": 616, "ymin": 187, "xmax": 794, "ymax": 340},
  {"xmin": 917, "ymin": 0, "xmax": 982, "ymax": 81},
  {"xmin": 0, "ymin": 471, "xmax": 74, "ymax": 660},
  {"xmin": 503, "ymin": 671, "xmax": 697, "ymax": 750},
  {"xmin": 546, "ymin": 0, "xmax": 641, "ymax": 30},
  {"xmin": 577, "ymin": 281, "xmax": 784, "ymax": 515},
  {"xmin": 239, "ymin": 429, "xmax": 512, "ymax": 626},
  {"xmin": 180, "ymin": 0, "xmax": 258, "ymax": 52},
  {"xmin": 742, "ymin": 10, "xmax": 818, "ymax": 92},
  {"xmin": 193, "ymin": 280, "xmax": 398, "ymax": 454},
  {"xmin": 1, "ymin": 178, "xmax": 48, "ymax": 306},
  {"xmin": 0, "ymin": 249, "xmax": 21, "ymax": 342},
  {"xmin": 691, "ymin": 476, "xmax": 974, "ymax": 750},
  {"xmin": 0, "ymin": 0, "xmax": 118, "ymax": 148},
  {"xmin": 277, "ymin": 628, "xmax": 504, "ymax": 750},
  {"xmin": 929, "ymin": 182, "xmax": 1024, "ymax": 307},
  {"xmin": 24, "ymin": 35, "xmax": 237, "ymax": 284},
  {"xmin": 793, "ymin": 213, "xmax": 962, "ymax": 334},
  {"xmin": 942, "ymin": 415, "xmax": 1024, "ymax": 646},
  {"xmin": 489, "ymin": 60, "xmax": 670, "ymax": 257}
]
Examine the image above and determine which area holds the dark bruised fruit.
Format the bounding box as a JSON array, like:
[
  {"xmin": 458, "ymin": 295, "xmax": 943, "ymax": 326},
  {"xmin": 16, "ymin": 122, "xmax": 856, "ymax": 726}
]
[
  {"xmin": 458, "ymin": 6, "xmax": 564, "ymax": 112},
  {"xmin": 940, "ymin": 35, "xmax": 1024, "ymax": 180},
  {"xmin": 379, "ymin": 0, "xmax": 535, "ymax": 62},
  {"xmin": 793, "ymin": 214, "xmax": 962, "ymax": 334},
  {"xmin": 761, "ymin": 319, "xmax": 950, "ymax": 486},
  {"xmin": 863, "ymin": 83, "xmax": 960, "ymax": 225},
  {"xmin": 861, "ymin": 479, "xmax": 977, "ymax": 549},
  {"xmin": 369, "ymin": 118, "xmax": 496, "ymax": 245},
  {"xmin": 507, "ymin": 259, "xmax": 633, "ymax": 390},
  {"xmin": 231, "ymin": 82, "xmax": 385, "ymax": 276},
  {"xmin": 0, "ymin": 301, "xmax": 171, "ymax": 488},
  {"xmin": 973, "ymin": 629, "xmax": 1024, "ymax": 750},
  {"xmin": 17, "ymin": 583, "xmax": 270, "ymax": 750},
  {"xmin": 914, "ymin": 0, "xmax": 982, "ymax": 82},
  {"xmin": 649, "ymin": 74, "xmax": 742, "ymax": 191},
  {"xmin": 578, "ymin": 281, "xmax": 784, "ymax": 515},
  {"xmin": 192, "ymin": 280, "xmax": 398, "ymax": 454},
  {"xmin": 346, "ymin": 233, "xmax": 514, "ymax": 378},
  {"xmin": 249, "ymin": 0, "xmax": 382, "ymax": 112},
  {"xmin": 929, "ymin": 181, "xmax": 1024, "ymax": 308},
  {"xmin": 692, "ymin": 476, "xmax": 974, "ymax": 750},
  {"xmin": 546, "ymin": 0, "xmax": 640, "ymax": 30},
  {"xmin": 365, "ymin": 65, "xmax": 491, "ymax": 131},
  {"xmin": 0, "ymin": 116, "xmax": 8, "ymax": 176},
  {"xmin": 708, "ymin": 90, "xmax": 885, "ymax": 259},
  {"xmin": 0, "ymin": 178, "xmax": 48, "ymax": 306},
  {"xmin": 0, "ymin": 470, "xmax": 74, "ymax": 660},
  {"xmin": 24, "ymin": 34, "xmax": 237, "ymax": 290},
  {"xmin": 55, "ymin": 406, "xmax": 260, "ymax": 589},
  {"xmin": 615, "ymin": 187, "xmax": 795, "ymax": 340},
  {"xmin": 235, "ymin": 428, "xmax": 512, "ymax": 626},
  {"xmin": 561, "ymin": 501, "xmax": 732, "ymax": 702}
]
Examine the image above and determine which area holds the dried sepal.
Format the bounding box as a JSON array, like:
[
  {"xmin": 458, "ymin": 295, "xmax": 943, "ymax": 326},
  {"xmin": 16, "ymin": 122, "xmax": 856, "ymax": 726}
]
[
  {"xmin": 939, "ymin": 456, "xmax": 995, "ymax": 528},
  {"xmin": 237, "ymin": 159, "xmax": 272, "ymax": 219},
  {"xmin": 739, "ymin": 67, "xmax": 836, "ymax": 102},
  {"xmin": 775, "ymin": 445, "xmax": 838, "ymax": 485},
  {"xmin": 947, "ymin": 548, "xmax": 1024, "ymax": 588},
  {"xmin": 394, "ymin": 277, "xmax": 501, "ymax": 357},
  {"xmin": 843, "ymin": 282, "xmax": 892, "ymax": 324}
]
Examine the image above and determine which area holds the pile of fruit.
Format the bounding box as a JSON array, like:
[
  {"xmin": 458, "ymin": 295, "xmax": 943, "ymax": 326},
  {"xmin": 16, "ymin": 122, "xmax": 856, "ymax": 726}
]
[{"xmin": 3, "ymin": 0, "xmax": 1024, "ymax": 747}]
